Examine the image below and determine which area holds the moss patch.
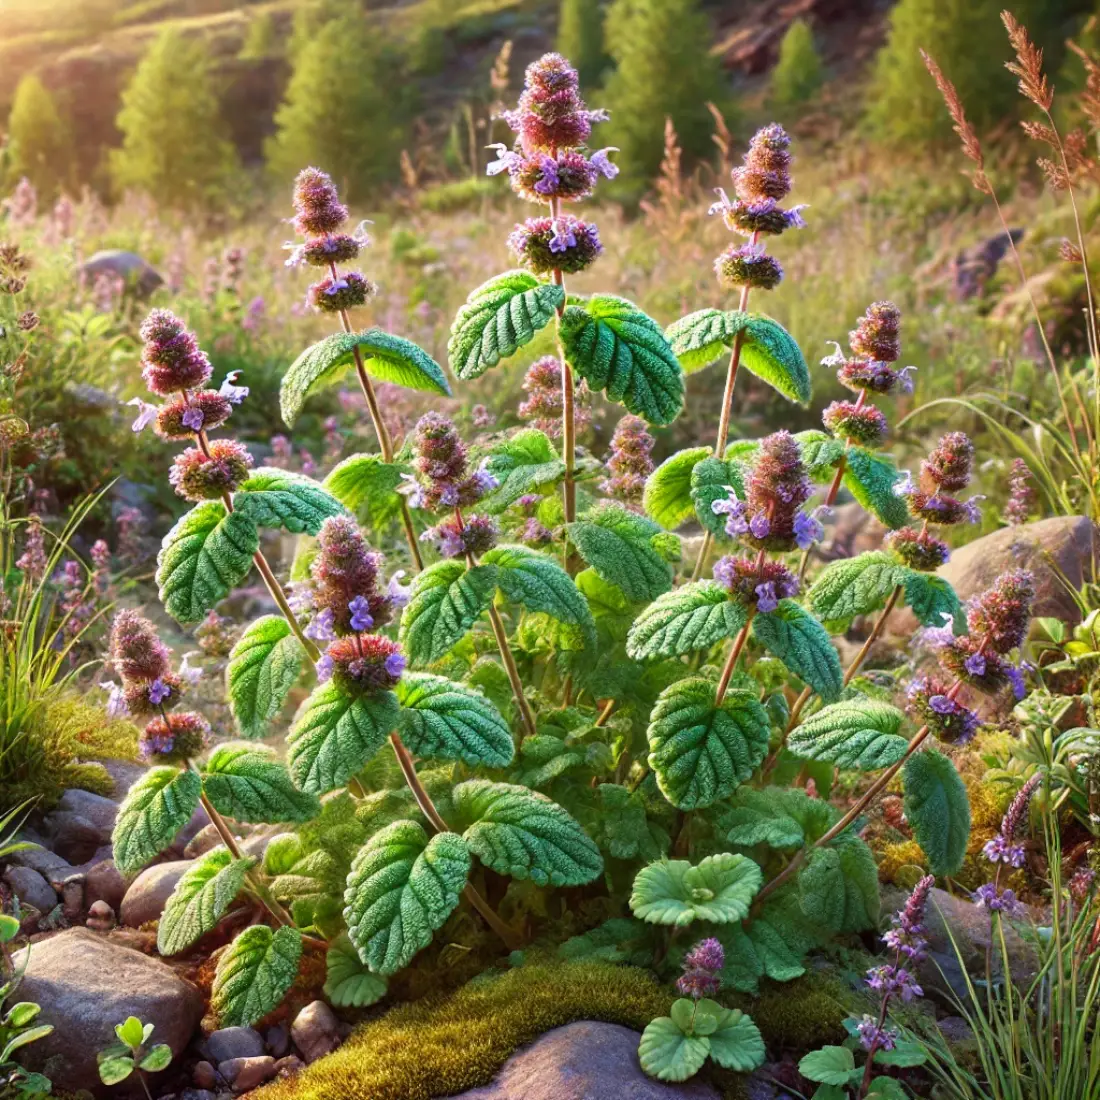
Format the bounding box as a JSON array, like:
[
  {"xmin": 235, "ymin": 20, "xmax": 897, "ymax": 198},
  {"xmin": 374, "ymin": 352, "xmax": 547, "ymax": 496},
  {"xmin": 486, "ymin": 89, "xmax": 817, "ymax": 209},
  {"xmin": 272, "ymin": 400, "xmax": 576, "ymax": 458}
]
[{"xmin": 255, "ymin": 962, "xmax": 671, "ymax": 1100}]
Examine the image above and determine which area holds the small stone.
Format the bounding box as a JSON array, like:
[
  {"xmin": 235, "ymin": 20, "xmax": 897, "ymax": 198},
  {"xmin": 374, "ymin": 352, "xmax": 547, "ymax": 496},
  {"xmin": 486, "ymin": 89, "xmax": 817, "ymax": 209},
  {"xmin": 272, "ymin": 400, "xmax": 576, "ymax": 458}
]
[
  {"xmin": 44, "ymin": 811, "xmax": 108, "ymax": 863},
  {"xmin": 192, "ymin": 1061, "xmax": 218, "ymax": 1089},
  {"xmin": 120, "ymin": 861, "xmax": 192, "ymax": 928},
  {"xmin": 3, "ymin": 866, "xmax": 57, "ymax": 914},
  {"xmin": 61, "ymin": 874, "xmax": 85, "ymax": 921},
  {"xmin": 9, "ymin": 836, "xmax": 74, "ymax": 879},
  {"xmin": 205, "ymin": 1026, "xmax": 266, "ymax": 1064},
  {"xmin": 58, "ymin": 789, "xmax": 119, "ymax": 833},
  {"xmin": 290, "ymin": 1000, "xmax": 340, "ymax": 1063},
  {"xmin": 86, "ymin": 899, "xmax": 115, "ymax": 932},
  {"xmin": 265, "ymin": 1024, "xmax": 289, "ymax": 1058},
  {"xmin": 84, "ymin": 859, "xmax": 127, "ymax": 910},
  {"xmin": 219, "ymin": 1055, "xmax": 276, "ymax": 1092},
  {"xmin": 274, "ymin": 1055, "xmax": 304, "ymax": 1078}
]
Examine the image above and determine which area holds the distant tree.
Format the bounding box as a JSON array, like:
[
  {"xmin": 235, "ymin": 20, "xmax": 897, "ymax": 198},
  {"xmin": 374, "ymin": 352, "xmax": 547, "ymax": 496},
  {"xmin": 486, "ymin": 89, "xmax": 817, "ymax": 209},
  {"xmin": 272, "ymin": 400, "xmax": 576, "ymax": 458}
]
[
  {"xmin": 602, "ymin": 0, "xmax": 726, "ymax": 190},
  {"xmin": 266, "ymin": 13, "xmax": 411, "ymax": 199},
  {"xmin": 558, "ymin": 0, "xmax": 608, "ymax": 87},
  {"xmin": 289, "ymin": 0, "xmax": 351, "ymax": 61},
  {"xmin": 239, "ymin": 11, "xmax": 278, "ymax": 61},
  {"xmin": 5, "ymin": 75, "xmax": 72, "ymax": 196},
  {"xmin": 770, "ymin": 19, "xmax": 823, "ymax": 109},
  {"xmin": 110, "ymin": 29, "xmax": 240, "ymax": 210}
]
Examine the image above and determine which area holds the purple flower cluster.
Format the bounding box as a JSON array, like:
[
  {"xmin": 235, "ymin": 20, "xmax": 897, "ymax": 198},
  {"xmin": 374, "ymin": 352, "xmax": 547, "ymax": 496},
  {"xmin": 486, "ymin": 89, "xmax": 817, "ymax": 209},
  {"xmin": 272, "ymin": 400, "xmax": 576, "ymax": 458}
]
[
  {"xmin": 895, "ymin": 432, "xmax": 983, "ymax": 528},
  {"xmin": 973, "ymin": 882, "xmax": 1025, "ymax": 917},
  {"xmin": 307, "ymin": 516, "xmax": 399, "ymax": 637},
  {"xmin": 323, "ymin": 634, "xmax": 406, "ymax": 697},
  {"xmin": 713, "ymin": 555, "xmax": 800, "ymax": 613},
  {"xmin": 1004, "ymin": 459, "xmax": 1034, "ymax": 526},
  {"xmin": 139, "ymin": 310, "xmax": 212, "ymax": 396},
  {"xmin": 518, "ymin": 357, "xmax": 591, "ymax": 438},
  {"xmin": 600, "ymin": 415, "xmax": 654, "ymax": 504},
  {"xmin": 421, "ymin": 514, "xmax": 499, "ymax": 560},
  {"xmin": 983, "ymin": 773, "xmax": 1041, "ymax": 868},
  {"xmin": 677, "ymin": 938, "xmax": 724, "ymax": 1000},
  {"xmin": 906, "ymin": 676, "xmax": 980, "ymax": 745},
  {"xmin": 402, "ymin": 412, "xmax": 497, "ymax": 512}
]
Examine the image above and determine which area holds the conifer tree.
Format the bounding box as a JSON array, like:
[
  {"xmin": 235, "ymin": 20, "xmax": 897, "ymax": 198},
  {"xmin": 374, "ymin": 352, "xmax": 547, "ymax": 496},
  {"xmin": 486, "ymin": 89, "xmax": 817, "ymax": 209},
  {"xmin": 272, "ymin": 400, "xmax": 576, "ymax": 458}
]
[
  {"xmin": 110, "ymin": 29, "xmax": 240, "ymax": 210},
  {"xmin": 770, "ymin": 18, "xmax": 823, "ymax": 109},
  {"xmin": 5, "ymin": 74, "xmax": 72, "ymax": 196},
  {"xmin": 266, "ymin": 13, "xmax": 411, "ymax": 198},
  {"xmin": 602, "ymin": 0, "xmax": 725, "ymax": 189},
  {"xmin": 558, "ymin": 0, "xmax": 608, "ymax": 87},
  {"xmin": 239, "ymin": 11, "xmax": 278, "ymax": 61}
]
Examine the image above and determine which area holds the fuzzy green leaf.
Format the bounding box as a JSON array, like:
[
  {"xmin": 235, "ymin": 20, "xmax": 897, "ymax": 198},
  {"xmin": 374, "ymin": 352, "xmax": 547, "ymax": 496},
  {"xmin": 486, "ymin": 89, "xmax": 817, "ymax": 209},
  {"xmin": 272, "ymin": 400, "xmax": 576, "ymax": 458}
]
[
  {"xmin": 630, "ymin": 852, "xmax": 762, "ymax": 926},
  {"xmin": 343, "ymin": 820, "xmax": 470, "ymax": 975},
  {"xmin": 901, "ymin": 569, "xmax": 962, "ymax": 628},
  {"xmin": 904, "ymin": 749, "xmax": 971, "ymax": 876},
  {"xmin": 234, "ymin": 468, "xmax": 347, "ymax": 536},
  {"xmin": 643, "ymin": 447, "xmax": 712, "ymax": 529},
  {"xmin": 593, "ymin": 784, "xmax": 668, "ymax": 862},
  {"xmin": 799, "ymin": 1046, "xmax": 857, "ymax": 1087},
  {"xmin": 568, "ymin": 502, "xmax": 673, "ymax": 603},
  {"xmin": 481, "ymin": 429, "xmax": 566, "ymax": 513},
  {"xmin": 211, "ymin": 925, "xmax": 302, "ymax": 1027},
  {"xmin": 396, "ymin": 672, "xmax": 514, "ymax": 768},
  {"xmin": 112, "ymin": 767, "xmax": 202, "ymax": 875},
  {"xmin": 843, "ymin": 447, "xmax": 909, "ymax": 529},
  {"xmin": 627, "ymin": 581, "xmax": 747, "ymax": 660},
  {"xmin": 797, "ymin": 430, "xmax": 847, "ymax": 481},
  {"xmin": 638, "ymin": 1017, "xmax": 710, "ymax": 1082},
  {"xmin": 720, "ymin": 786, "xmax": 837, "ymax": 850},
  {"xmin": 323, "ymin": 934, "xmax": 388, "ymax": 1008},
  {"xmin": 752, "ymin": 600, "xmax": 843, "ymax": 702},
  {"xmin": 798, "ymin": 837, "xmax": 880, "ymax": 934},
  {"xmin": 323, "ymin": 454, "xmax": 408, "ymax": 531},
  {"xmin": 448, "ymin": 271, "xmax": 564, "ymax": 380},
  {"xmin": 157, "ymin": 847, "xmax": 254, "ymax": 956},
  {"xmin": 156, "ymin": 501, "xmax": 258, "ymax": 625},
  {"xmin": 399, "ymin": 559, "xmax": 499, "ymax": 665},
  {"xmin": 647, "ymin": 678, "xmax": 770, "ymax": 809},
  {"xmin": 453, "ymin": 779, "xmax": 603, "ymax": 887},
  {"xmin": 807, "ymin": 551, "xmax": 904, "ymax": 632},
  {"xmin": 788, "ymin": 699, "xmax": 908, "ymax": 770},
  {"xmin": 707, "ymin": 1008, "xmax": 766, "ymax": 1073},
  {"xmin": 226, "ymin": 616, "xmax": 306, "ymax": 740},
  {"xmin": 560, "ymin": 295, "xmax": 685, "ymax": 425},
  {"xmin": 287, "ymin": 682, "xmax": 400, "ymax": 795},
  {"xmin": 690, "ymin": 456, "xmax": 746, "ymax": 538},
  {"xmin": 203, "ymin": 743, "xmax": 321, "ymax": 824},
  {"xmin": 281, "ymin": 329, "xmax": 449, "ymax": 426}
]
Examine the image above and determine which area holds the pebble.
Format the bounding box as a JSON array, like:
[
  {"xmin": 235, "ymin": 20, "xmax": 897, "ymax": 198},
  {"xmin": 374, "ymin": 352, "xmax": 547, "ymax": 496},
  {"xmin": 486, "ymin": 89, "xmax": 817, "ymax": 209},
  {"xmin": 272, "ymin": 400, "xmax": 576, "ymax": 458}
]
[
  {"xmin": 219, "ymin": 1055, "xmax": 276, "ymax": 1092},
  {"xmin": 290, "ymin": 1000, "xmax": 341, "ymax": 1063}
]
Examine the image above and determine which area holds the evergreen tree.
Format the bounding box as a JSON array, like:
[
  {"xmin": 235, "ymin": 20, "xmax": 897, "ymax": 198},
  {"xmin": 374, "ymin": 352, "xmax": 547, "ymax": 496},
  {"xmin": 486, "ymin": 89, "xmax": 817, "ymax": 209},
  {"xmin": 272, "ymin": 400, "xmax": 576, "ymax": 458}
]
[
  {"xmin": 289, "ymin": 0, "xmax": 350, "ymax": 61},
  {"xmin": 602, "ymin": 0, "xmax": 725, "ymax": 189},
  {"xmin": 770, "ymin": 19, "xmax": 823, "ymax": 109},
  {"xmin": 266, "ymin": 13, "xmax": 411, "ymax": 199},
  {"xmin": 5, "ymin": 74, "xmax": 72, "ymax": 196},
  {"xmin": 558, "ymin": 0, "xmax": 608, "ymax": 87},
  {"xmin": 110, "ymin": 29, "xmax": 240, "ymax": 210},
  {"xmin": 239, "ymin": 11, "xmax": 278, "ymax": 61}
]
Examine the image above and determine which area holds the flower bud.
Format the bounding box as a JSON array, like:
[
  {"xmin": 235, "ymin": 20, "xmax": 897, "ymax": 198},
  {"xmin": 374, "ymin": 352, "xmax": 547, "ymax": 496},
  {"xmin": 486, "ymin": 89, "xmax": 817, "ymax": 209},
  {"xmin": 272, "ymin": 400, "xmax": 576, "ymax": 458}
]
[
  {"xmin": 326, "ymin": 634, "xmax": 405, "ymax": 696},
  {"xmin": 822, "ymin": 401, "xmax": 889, "ymax": 447},
  {"xmin": 139, "ymin": 310, "xmax": 213, "ymax": 396},
  {"xmin": 291, "ymin": 167, "xmax": 349, "ymax": 237},
  {"xmin": 306, "ymin": 271, "xmax": 376, "ymax": 313},
  {"xmin": 169, "ymin": 439, "xmax": 253, "ymax": 502},
  {"xmin": 714, "ymin": 243, "xmax": 783, "ymax": 290},
  {"xmin": 154, "ymin": 391, "xmax": 233, "ymax": 440},
  {"xmin": 508, "ymin": 216, "xmax": 602, "ymax": 275},
  {"xmin": 110, "ymin": 609, "xmax": 171, "ymax": 683},
  {"xmin": 139, "ymin": 711, "xmax": 210, "ymax": 762},
  {"xmin": 884, "ymin": 526, "xmax": 950, "ymax": 572},
  {"xmin": 849, "ymin": 301, "xmax": 901, "ymax": 364}
]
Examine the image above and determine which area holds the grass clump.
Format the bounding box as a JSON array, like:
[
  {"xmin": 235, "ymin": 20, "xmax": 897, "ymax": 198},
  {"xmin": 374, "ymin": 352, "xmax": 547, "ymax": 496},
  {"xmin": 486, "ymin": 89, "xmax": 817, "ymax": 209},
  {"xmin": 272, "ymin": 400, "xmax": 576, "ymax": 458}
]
[{"xmin": 255, "ymin": 961, "xmax": 671, "ymax": 1100}]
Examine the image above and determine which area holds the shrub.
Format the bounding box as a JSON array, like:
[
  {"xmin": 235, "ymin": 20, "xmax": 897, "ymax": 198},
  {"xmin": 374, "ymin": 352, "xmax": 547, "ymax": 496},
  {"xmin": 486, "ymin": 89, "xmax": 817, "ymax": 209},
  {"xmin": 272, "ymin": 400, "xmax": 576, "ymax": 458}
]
[
  {"xmin": 4, "ymin": 75, "xmax": 73, "ymax": 198},
  {"xmin": 558, "ymin": 0, "xmax": 609, "ymax": 87},
  {"xmin": 770, "ymin": 19, "xmax": 824, "ymax": 110}
]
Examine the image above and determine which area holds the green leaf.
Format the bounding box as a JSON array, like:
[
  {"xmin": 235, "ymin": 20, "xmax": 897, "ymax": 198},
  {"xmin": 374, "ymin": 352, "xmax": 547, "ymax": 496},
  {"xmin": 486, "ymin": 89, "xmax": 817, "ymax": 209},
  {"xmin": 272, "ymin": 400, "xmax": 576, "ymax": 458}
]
[
  {"xmin": 116, "ymin": 1016, "xmax": 144, "ymax": 1048},
  {"xmin": 211, "ymin": 925, "xmax": 303, "ymax": 1027},
  {"xmin": 638, "ymin": 1016, "xmax": 710, "ymax": 1082},
  {"xmin": 399, "ymin": 559, "xmax": 499, "ymax": 665},
  {"xmin": 139, "ymin": 1044, "xmax": 172, "ymax": 1073},
  {"xmin": 904, "ymin": 749, "xmax": 971, "ymax": 876},
  {"xmin": 844, "ymin": 447, "xmax": 909, "ymax": 529},
  {"xmin": 643, "ymin": 447, "xmax": 712, "ymax": 529},
  {"xmin": 798, "ymin": 839, "xmax": 880, "ymax": 934},
  {"xmin": 568, "ymin": 503, "xmax": 673, "ymax": 603},
  {"xmin": 203, "ymin": 743, "xmax": 322, "ymax": 824},
  {"xmin": 287, "ymin": 682, "xmax": 400, "ymax": 795},
  {"xmin": 593, "ymin": 784, "xmax": 668, "ymax": 862},
  {"xmin": 453, "ymin": 779, "xmax": 603, "ymax": 887},
  {"xmin": 226, "ymin": 616, "xmax": 306, "ymax": 740},
  {"xmin": 481, "ymin": 544, "xmax": 595, "ymax": 642},
  {"xmin": 0, "ymin": 914, "xmax": 19, "ymax": 942},
  {"xmin": 788, "ymin": 699, "xmax": 909, "ymax": 770},
  {"xmin": 157, "ymin": 847, "xmax": 255, "ymax": 956},
  {"xmin": 690, "ymin": 456, "xmax": 746, "ymax": 538},
  {"xmin": 396, "ymin": 672, "xmax": 514, "ymax": 768},
  {"xmin": 752, "ymin": 600, "xmax": 843, "ymax": 702},
  {"xmin": 156, "ymin": 501, "xmax": 258, "ymax": 625},
  {"xmin": 866, "ymin": 1079, "xmax": 911, "ymax": 1100},
  {"xmin": 481, "ymin": 429, "xmax": 566, "ymax": 513},
  {"xmin": 810, "ymin": 1087, "xmax": 848, "ymax": 1100},
  {"xmin": 630, "ymin": 853, "xmax": 763, "ymax": 926},
  {"xmin": 448, "ymin": 271, "xmax": 564, "ymax": 380},
  {"xmin": 324, "ymin": 453, "xmax": 408, "ymax": 531},
  {"xmin": 281, "ymin": 329, "xmax": 449, "ymax": 426},
  {"xmin": 98, "ymin": 1056, "xmax": 134, "ymax": 1085},
  {"xmin": 343, "ymin": 820, "xmax": 470, "ymax": 975},
  {"xmin": 234, "ymin": 468, "xmax": 348, "ymax": 535},
  {"xmin": 112, "ymin": 767, "xmax": 202, "ymax": 875},
  {"xmin": 627, "ymin": 581, "xmax": 747, "ymax": 660},
  {"xmin": 665, "ymin": 309, "xmax": 810, "ymax": 404},
  {"xmin": 560, "ymin": 295, "xmax": 685, "ymax": 425},
  {"xmin": 323, "ymin": 934, "xmax": 388, "ymax": 1007},
  {"xmin": 797, "ymin": 430, "xmax": 847, "ymax": 480},
  {"xmin": 901, "ymin": 570, "xmax": 962, "ymax": 628},
  {"xmin": 798, "ymin": 1045, "xmax": 857, "ymax": 1086},
  {"xmin": 721, "ymin": 786, "xmax": 837, "ymax": 851},
  {"xmin": 646, "ymin": 678, "xmax": 770, "ymax": 809},
  {"xmin": 875, "ymin": 1039, "xmax": 928, "ymax": 1068},
  {"xmin": 808, "ymin": 551, "xmax": 904, "ymax": 632},
  {"xmin": 707, "ymin": 1007, "xmax": 766, "ymax": 1073}
]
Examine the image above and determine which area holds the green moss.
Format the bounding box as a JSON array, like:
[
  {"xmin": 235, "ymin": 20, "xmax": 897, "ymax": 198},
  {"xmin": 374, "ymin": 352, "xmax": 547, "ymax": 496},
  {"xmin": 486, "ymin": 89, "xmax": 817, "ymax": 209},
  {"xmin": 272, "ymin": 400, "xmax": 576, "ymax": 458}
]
[
  {"xmin": 730, "ymin": 971, "xmax": 852, "ymax": 1052},
  {"xmin": 255, "ymin": 962, "xmax": 671, "ymax": 1100}
]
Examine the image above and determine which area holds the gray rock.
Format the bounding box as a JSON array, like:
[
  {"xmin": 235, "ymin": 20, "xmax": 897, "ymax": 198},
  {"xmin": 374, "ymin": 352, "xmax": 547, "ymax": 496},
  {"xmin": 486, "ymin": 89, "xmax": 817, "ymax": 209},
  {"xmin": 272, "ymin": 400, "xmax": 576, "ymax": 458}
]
[
  {"xmin": 274, "ymin": 1055, "xmax": 304, "ymax": 1078},
  {"xmin": 12, "ymin": 927, "xmax": 202, "ymax": 1091},
  {"xmin": 100, "ymin": 758, "xmax": 149, "ymax": 799},
  {"xmin": 181, "ymin": 1091, "xmax": 217, "ymax": 1100},
  {"xmin": 205, "ymin": 1027, "xmax": 266, "ymax": 1065},
  {"xmin": 192, "ymin": 1061, "xmax": 217, "ymax": 1090},
  {"xmin": 60, "ymin": 874, "xmax": 85, "ymax": 920},
  {"xmin": 57, "ymin": 789, "xmax": 119, "ymax": 833},
  {"xmin": 452, "ymin": 1021, "xmax": 722, "ymax": 1099},
  {"xmin": 265, "ymin": 1023, "xmax": 289, "ymax": 1058},
  {"xmin": 78, "ymin": 250, "xmax": 164, "ymax": 297},
  {"xmin": 290, "ymin": 1000, "xmax": 341, "ymax": 1063},
  {"xmin": 219, "ymin": 1055, "xmax": 276, "ymax": 1091},
  {"xmin": 3, "ymin": 866, "xmax": 57, "ymax": 914},
  {"xmin": 43, "ymin": 810, "xmax": 107, "ymax": 864},
  {"xmin": 9, "ymin": 836, "xmax": 74, "ymax": 879},
  {"xmin": 120, "ymin": 860, "xmax": 192, "ymax": 928},
  {"xmin": 84, "ymin": 859, "xmax": 127, "ymax": 910}
]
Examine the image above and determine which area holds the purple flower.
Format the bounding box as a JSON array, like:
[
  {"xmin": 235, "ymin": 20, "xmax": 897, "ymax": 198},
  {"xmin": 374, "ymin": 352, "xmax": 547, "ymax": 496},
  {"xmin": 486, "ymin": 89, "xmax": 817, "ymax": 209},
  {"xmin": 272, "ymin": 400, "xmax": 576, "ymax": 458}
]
[
  {"xmin": 181, "ymin": 405, "xmax": 204, "ymax": 431},
  {"xmin": 128, "ymin": 397, "xmax": 158, "ymax": 433},
  {"xmin": 964, "ymin": 495, "xmax": 985, "ymax": 524},
  {"xmin": 894, "ymin": 470, "xmax": 916, "ymax": 497},
  {"xmin": 793, "ymin": 510, "xmax": 824, "ymax": 550},
  {"xmin": 983, "ymin": 834, "xmax": 1027, "ymax": 868},
  {"xmin": 677, "ymin": 937, "xmax": 724, "ymax": 1000},
  {"xmin": 748, "ymin": 512, "xmax": 771, "ymax": 539},
  {"xmin": 219, "ymin": 370, "xmax": 249, "ymax": 405},
  {"xmin": 388, "ymin": 570, "xmax": 411, "ymax": 609},
  {"xmin": 929, "ymin": 694, "xmax": 955, "ymax": 715},
  {"xmin": 755, "ymin": 581, "xmax": 779, "ymax": 613},
  {"xmin": 965, "ymin": 652, "xmax": 987, "ymax": 677},
  {"xmin": 316, "ymin": 653, "xmax": 334, "ymax": 683},
  {"xmin": 973, "ymin": 883, "xmax": 1025, "ymax": 917},
  {"xmin": 102, "ymin": 681, "xmax": 129, "ymax": 718},
  {"xmin": 397, "ymin": 473, "xmax": 426, "ymax": 510},
  {"xmin": 820, "ymin": 340, "xmax": 847, "ymax": 369},
  {"xmin": 305, "ymin": 607, "xmax": 336, "ymax": 642},
  {"xmin": 384, "ymin": 652, "xmax": 407, "ymax": 678},
  {"xmin": 348, "ymin": 595, "xmax": 374, "ymax": 632},
  {"xmin": 148, "ymin": 678, "xmax": 171, "ymax": 705},
  {"xmin": 549, "ymin": 218, "xmax": 577, "ymax": 253},
  {"xmin": 856, "ymin": 1014, "xmax": 898, "ymax": 1053},
  {"xmin": 898, "ymin": 365, "xmax": 917, "ymax": 394},
  {"xmin": 866, "ymin": 964, "xmax": 922, "ymax": 1002},
  {"xmin": 178, "ymin": 652, "xmax": 203, "ymax": 686},
  {"xmin": 1005, "ymin": 663, "xmax": 1026, "ymax": 699},
  {"xmin": 590, "ymin": 148, "xmax": 619, "ymax": 179},
  {"xmin": 534, "ymin": 155, "xmax": 560, "ymax": 194},
  {"xmin": 486, "ymin": 144, "xmax": 523, "ymax": 176}
]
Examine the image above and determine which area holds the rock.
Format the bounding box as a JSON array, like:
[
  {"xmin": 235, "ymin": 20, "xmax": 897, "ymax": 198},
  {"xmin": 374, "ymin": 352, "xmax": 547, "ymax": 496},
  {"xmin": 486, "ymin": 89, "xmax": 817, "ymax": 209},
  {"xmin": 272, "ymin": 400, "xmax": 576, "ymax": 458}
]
[
  {"xmin": 86, "ymin": 899, "xmax": 116, "ymax": 932},
  {"xmin": 3, "ymin": 866, "xmax": 57, "ymax": 914},
  {"xmin": 100, "ymin": 758, "xmax": 149, "ymax": 799},
  {"xmin": 168, "ymin": 807, "xmax": 210, "ymax": 857},
  {"xmin": 205, "ymin": 1027, "xmax": 266, "ymax": 1064},
  {"xmin": 192, "ymin": 1061, "xmax": 218, "ymax": 1090},
  {"xmin": 78, "ymin": 250, "xmax": 164, "ymax": 297},
  {"xmin": 12, "ymin": 927, "xmax": 202, "ymax": 1091},
  {"xmin": 937, "ymin": 1016, "xmax": 976, "ymax": 1044},
  {"xmin": 290, "ymin": 1000, "xmax": 341, "ymax": 1064},
  {"xmin": 120, "ymin": 860, "xmax": 192, "ymax": 928},
  {"xmin": 43, "ymin": 811, "xmax": 107, "ymax": 864},
  {"xmin": 952, "ymin": 229, "xmax": 1024, "ymax": 300},
  {"xmin": 816, "ymin": 501, "xmax": 889, "ymax": 563},
  {"xmin": 9, "ymin": 835, "xmax": 74, "ymax": 879},
  {"xmin": 219, "ymin": 1055, "xmax": 276, "ymax": 1092},
  {"xmin": 452, "ymin": 1021, "xmax": 722, "ymax": 1099},
  {"xmin": 84, "ymin": 859, "xmax": 127, "ymax": 910},
  {"xmin": 60, "ymin": 874, "xmax": 85, "ymax": 920},
  {"xmin": 181, "ymin": 1091, "xmax": 216, "ymax": 1100},
  {"xmin": 57, "ymin": 789, "xmax": 119, "ymax": 833},
  {"xmin": 274, "ymin": 1055, "xmax": 304, "ymax": 1078},
  {"xmin": 265, "ymin": 1024, "xmax": 289, "ymax": 1058},
  {"xmin": 183, "ymin": 824, "xmax": 225, "ymax": 859}
]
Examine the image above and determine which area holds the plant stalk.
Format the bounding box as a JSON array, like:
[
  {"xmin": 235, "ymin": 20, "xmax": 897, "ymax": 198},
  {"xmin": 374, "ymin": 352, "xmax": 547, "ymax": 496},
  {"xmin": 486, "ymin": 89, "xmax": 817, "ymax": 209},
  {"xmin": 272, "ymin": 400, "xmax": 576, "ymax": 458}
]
[
  {"xmin": 549, "ymin": 196, "xmax": 575, "ymax": 531},
  {"xmin": 715, "ymin": 609, "xmax": 757, "ymax": 705}
]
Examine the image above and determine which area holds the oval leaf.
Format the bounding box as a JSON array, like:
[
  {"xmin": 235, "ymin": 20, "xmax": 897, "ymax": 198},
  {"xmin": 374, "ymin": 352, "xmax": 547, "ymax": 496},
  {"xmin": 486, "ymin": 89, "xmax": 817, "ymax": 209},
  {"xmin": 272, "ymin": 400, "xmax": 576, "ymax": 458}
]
[
  {"xmin": 481, "ymin": 429, "xmax": 566, "ymax": 513},
  {"xmin": 211, "ymin": 925, "xmax": 302, "ymax": 1027},
  {"xmin": 808, "ymin": 551, "xmax": 904, "ymax": 633},
  {"xmin": 568, "ymin": 502, "xmax": 673, "ymax": 603},
  {"xmin": 843, "ymin": 447, "xmax": 909, "ymax": 529},
  {"xmin": 638, "ymin": 1017, "xmax": 710, "ymax": 1082},
  {"xmin": 481, "ymin": 544, "xmax": 594, "ymax": 641},
  {"xmin": 324, "ymin": 934, "xmax": 388, "ymax": 1007},
  {"xmin": 904, "ymin": 749, "xmax": 971, "ymax": 876},
  {"xmin": 226, "ymin": 616, "xmax": 306, "ymax": 740},
  {"xmin": 112, "ymin": 767, "xmax": 202, "ymax": 875},
  {"xmin": 627, "ymin": 581, "xmax": 747, "ymax": 660},
  {"xmin": 323, "ymin": 453, "xmax": 409, "ymax": 531},
  {"xmin": 707, "ymin": 1007, "xmax": 766, "ymax": 1073},
  {"xmin": 630, "ymin": 852, "xmax": 763, "ymax": 926},
  {"xmin": 203, "ymin": 743, "xmax": 322, "ymax": 824},
  {"xmin": 752, "ymin": 600, "xmax": 843, "ymax": 702},
  {"xmin": 643, "ymin": 447, "xmax": 712, "ymax": 530},
  {"xmin": 901, "ymin": 569, "xmax": 962, "ymax": 628},
  {"xmin": 788, "ymin": 699, "xmax": 909, "ymax": 770},
  {"xmin": 234, "ymin": 468, "xmax": 348, "ymax": 535},
  {"xmin": 399, "ymin": 559, "xmax": 500, "ymax": 666},
  {"xmin": 157, "ymin": 847, "xmax": 255, "ymax": 956}
]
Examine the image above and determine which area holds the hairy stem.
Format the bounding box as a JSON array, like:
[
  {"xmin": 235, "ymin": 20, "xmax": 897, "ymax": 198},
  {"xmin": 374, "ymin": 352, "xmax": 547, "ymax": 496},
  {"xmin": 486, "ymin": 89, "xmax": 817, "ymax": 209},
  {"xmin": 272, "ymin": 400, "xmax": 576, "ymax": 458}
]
[
  {"xmin": 486, "ymin": 602, "xmax": 538, "ymax": 740},
  {"xmin": 843, "ymin": 584, "xmax": 902, "ymax": 687},
  {"xmin": 715, "ymin": 609, "xmax": 757, "ymax": 705},
  {"xmin": 549, "ymin": 196, "xmax": 576, "ymax": 532}
]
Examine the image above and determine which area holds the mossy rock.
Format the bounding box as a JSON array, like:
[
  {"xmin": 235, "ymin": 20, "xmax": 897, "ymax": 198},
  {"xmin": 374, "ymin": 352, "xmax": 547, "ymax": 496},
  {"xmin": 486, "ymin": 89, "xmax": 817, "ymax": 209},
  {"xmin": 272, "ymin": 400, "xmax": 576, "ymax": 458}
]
[{"xmin": 727, "ymin": 970, "xmax": 853, "ymax": 1052}]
